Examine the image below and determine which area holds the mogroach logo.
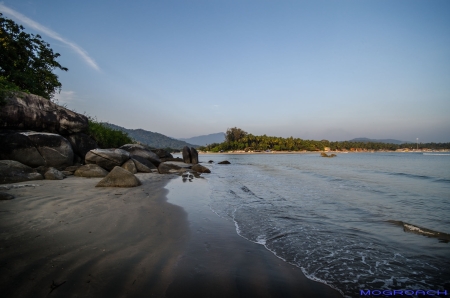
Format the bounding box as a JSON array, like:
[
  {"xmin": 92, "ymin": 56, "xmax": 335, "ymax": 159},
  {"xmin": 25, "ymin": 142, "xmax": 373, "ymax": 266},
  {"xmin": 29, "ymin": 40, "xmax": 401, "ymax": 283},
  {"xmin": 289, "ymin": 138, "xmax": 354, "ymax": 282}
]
[{"xmin": 360, "ymin": 289, "xmax": 448, "ymax": 296}]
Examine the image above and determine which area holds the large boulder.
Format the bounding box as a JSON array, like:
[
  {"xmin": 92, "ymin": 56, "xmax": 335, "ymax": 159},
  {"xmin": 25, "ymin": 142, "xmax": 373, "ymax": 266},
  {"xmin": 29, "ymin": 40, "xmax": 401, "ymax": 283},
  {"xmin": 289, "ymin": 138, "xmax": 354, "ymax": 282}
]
[
  {"xmin": 131, "ymin": 158, "xmax": 155, "ymax": 173},
  {"xmin": 0, "ymin": 131, "xmax": 74, "ymax": 168},
  {"xmin": 85, "ymin": 149, "xmax": 130, "ymax": 171},
  {"xmin": 151, "ymin": 149, "xmax": 173, "ymax": 159},
  {"xmin": 0, "ymin": 92, "xmax": 88, "ymax": 135},
  {"xmin": 121, "ymin": 159, "xmax": 137, "ymax": 174},
  {"xmin": 191, "ymin": 164, "xmax": 211, "ymax": 173},
  {"xmin": 0, "ymin": 160, "xmax": 44, "ymax": 184},
  {"xmin": 182, "ymin": 146, "xmax": 191, "ymax": 163},
  {"xmin": 74, "ymin": 164, "xmax": 109, "ymax": 178},
  {"xmin": 96, "ymin": 166, "xmax": 141, "ymax": 188},
  {"xmin": 119, "ymin": 144, "xmax": 161, "ymax": 167},
  {"xmin": 158, "ymin": 162, "xmax": 187, "ymax": 174},
  {"xmin": 66, "ymin": 133, "xmax": 98, "ymax": 163},
  {"xmin": 190, "ymin": 147, "xmax": 199, "ymax": 164}
]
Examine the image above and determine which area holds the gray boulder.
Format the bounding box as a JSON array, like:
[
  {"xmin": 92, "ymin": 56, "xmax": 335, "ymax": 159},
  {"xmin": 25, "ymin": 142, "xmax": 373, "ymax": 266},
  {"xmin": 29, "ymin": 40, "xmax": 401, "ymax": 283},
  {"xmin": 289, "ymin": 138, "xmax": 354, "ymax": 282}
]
[
  {"xmin": 0, "ymin": 92, "xmax": 88, "ymax": 135},
  {"xmin": 119, "ymin": 144, "xmax": 161, "ymax": 167},
  {"xmin": 191, "ymin": 164, "xmax": 211, "ymax": 173},
  {"xmin": 85, "ymin": 149, "xmax": 130, "ymax": 171},
  {"xmin": 74, "ymin": 164, "xmax": 109, "ymax": 178},
  {"xmin": 182, "ymin": 146, "xmax": 191, "ymax": 163},
  {"xmin": 96, "ymin": 166, "xmax": 141, "ymax": 188},
  {"xmin": 131, "ymin": 158, "xmax": 155, "ymax": 173},
  {"xmin": 121, "ymin": 159, "xmax": 137, "ymax": 174},
  {"xmin": 44, "ymin": 167, "xmax": 65, "ymax": 180},
  {"xmin": 0, "ymin": 160, "xmax": 44, "ymax": 184},
  {"xmin": 66, "ymin": 133, "xmax": 98, "ymax": 163},
  {"xmin": 0, "ymin": 131, "xmax": 74, "ymax": 168},
  {"xmin": 190, "ymin": 147, "xmax": 199, "ymax": 164}
]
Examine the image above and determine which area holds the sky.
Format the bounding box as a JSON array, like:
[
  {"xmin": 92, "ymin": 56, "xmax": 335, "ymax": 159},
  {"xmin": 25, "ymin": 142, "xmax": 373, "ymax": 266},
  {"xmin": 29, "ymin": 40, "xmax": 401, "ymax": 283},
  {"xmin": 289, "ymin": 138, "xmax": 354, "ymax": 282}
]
[{"xmin": 1, "ymin": 0, "xmax": 449, "ymax": 142}]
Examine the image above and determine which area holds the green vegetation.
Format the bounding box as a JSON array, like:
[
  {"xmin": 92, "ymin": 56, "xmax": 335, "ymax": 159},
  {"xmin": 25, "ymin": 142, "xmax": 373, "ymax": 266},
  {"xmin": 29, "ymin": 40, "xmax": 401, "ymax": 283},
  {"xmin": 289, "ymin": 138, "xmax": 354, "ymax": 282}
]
[
  {"xmin": 87, "ymin": 118, "xmax": 133, "ymax": 148},
  {"xmin": 0, "ymin": 13, "xmax": 67, "ymax": 100},
  {"xmin": 199, "ymin": 127, "xmax": 450, "ymax": 152}
]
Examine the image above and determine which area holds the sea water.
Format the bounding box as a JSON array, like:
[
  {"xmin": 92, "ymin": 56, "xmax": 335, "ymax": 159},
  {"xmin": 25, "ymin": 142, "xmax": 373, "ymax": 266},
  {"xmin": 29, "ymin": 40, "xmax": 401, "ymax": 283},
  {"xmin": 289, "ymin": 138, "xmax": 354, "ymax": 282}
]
[{"xmin": 199, "ymin": 152, "xmax": 450, "ymax": 297}]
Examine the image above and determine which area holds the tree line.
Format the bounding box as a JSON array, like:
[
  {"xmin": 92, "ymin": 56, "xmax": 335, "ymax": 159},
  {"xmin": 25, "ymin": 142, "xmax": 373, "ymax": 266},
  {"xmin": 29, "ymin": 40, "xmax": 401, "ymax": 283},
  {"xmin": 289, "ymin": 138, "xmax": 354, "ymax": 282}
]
[{"xmin": 198, "ymin": 127, "xmax": 450, "ymax": 152}]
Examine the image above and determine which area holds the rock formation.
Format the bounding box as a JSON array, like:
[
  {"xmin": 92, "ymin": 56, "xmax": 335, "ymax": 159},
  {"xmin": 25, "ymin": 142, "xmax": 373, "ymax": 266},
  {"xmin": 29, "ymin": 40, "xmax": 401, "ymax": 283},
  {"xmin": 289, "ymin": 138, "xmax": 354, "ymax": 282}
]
[
  {"xmin": 191, "ymin": 164, "xmax": 211, "ymax": 173},
  {"xmin": 74, "ymin": 164, "xmax": 109, "ymax": 178},
  {"xmin": 0, "ymin": 160, "xmax": 44, "ymax": 184},
  {"xmin": 85, "ymin": 149, "xmax": 130, "ymax": 171},
  {"xmin": 119, "ymin": 144, "xmax": 161, "ymax": 167},
  {"xmin": 96, "ymin": 166, "xmax": 141, "ymax": 187}
]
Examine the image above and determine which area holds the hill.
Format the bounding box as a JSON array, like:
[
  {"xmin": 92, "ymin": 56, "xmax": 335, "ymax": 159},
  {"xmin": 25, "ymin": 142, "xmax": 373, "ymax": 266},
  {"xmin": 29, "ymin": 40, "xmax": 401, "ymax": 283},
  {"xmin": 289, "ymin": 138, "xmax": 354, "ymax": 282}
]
[
  {"xmin": 349, "ymin": 138, "xmax": 410, "ymax": 145},
  {"xmin": 178, "ymin": 132, "xmax": 226, "ymax": 146},
  {"xmin": 103, "ymin": 123, "xmax": 198, "ymax": 149}
]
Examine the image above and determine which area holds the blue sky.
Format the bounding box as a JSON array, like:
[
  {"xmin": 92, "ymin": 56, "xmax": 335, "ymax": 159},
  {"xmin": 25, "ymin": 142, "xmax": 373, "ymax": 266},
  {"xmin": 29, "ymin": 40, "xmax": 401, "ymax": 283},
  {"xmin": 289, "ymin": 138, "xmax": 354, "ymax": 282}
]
[{"xmin": 1, "ymin": 0, "xmax": 449, "ymax": 142}]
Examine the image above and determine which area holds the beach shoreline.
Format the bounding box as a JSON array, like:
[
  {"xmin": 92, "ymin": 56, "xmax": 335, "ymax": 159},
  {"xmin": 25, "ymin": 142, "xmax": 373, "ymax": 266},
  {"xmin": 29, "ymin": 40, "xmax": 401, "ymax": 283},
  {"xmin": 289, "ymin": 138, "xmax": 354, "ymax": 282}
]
[{"xmin": 0, "ymin": 173, "xmax": 342, "ymax": 297}]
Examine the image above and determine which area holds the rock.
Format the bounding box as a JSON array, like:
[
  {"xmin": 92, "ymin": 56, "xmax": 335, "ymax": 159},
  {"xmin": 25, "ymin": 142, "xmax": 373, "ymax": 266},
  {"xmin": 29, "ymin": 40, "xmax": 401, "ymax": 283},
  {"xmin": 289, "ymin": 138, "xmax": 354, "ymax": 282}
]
[
  {"xmin": 35, "ymin": 165, "xmax": 49, "ymax": 176},
  {"xmin": 66, "ymin": 133, "xmax": 98, "ymax": 163},
  {"xmin": 191, "ymin": 164, "xmax": 211, "ymax": 173},
  {"xmin": 163, "ymin": 157, "xmax": 183, "ymax": 162},
  {"xmin": 119, "ymin": 144, "xmax": 161, "ymax": 167},
  {"xmin": 96, "ymin": 166, "xmax": 141, "ymax": 187},
  {"xmin": 0, "ymin": 92, "xmax": 88, "ymax": 135},
  {"xmin": 0, "ymin": 131, "xmax": 74, "ymax": 168},
  {"xmin": 190, "ymin": 147, "xmax": 199, "ymax": 164},
  {"xmin": 182, "ymin": 146, "xmax": 191, "ymax": 163},
  {"xmin": 131, "ymin": 156, "xmax": 157, "ymax": 171},
  {"xmin": 85, "ymin": 149, "xmax": 130, "ymax": 171},
  {"xmin": 151, "ymin": 149, "xmax": 173, "ymax": 159},
  {"xmin": 158, "ymin": 162, "xmax": 186, "ymax": 174},
  {"xmin": 121, "ymin": 159, "xmax": 137, "ymax": 174},
  {"xmin": 74, "ymin": 164, "xmax": 109, "ymax": 178},
  {"xmin": 218, "ymin": 160, "xmax": 231, "ymax": 164},
  {"xmin": 131, "ymin": 158, "xmax": 154, "ymax": 173},
  {"xmin": 64, "ymin": 165, "xmax": 81, "ymax": 173},
  {"xmin": 208, "ymin": 160, "xmax": 214, "ymax": 163},
  {"xmin": 44, "ymin": 167, "xmax": 65, "ymax": 180},
  {"xmin": 320, "ymin": 153, "xmax": 337, "ymax": 158},
  {"xmin": 61, "ymin": 171, "xmax": 73, "ymax": 176},
  {"xmin": 0, "ymin": 160, "xmax": 44, "ymax": 184},
  {"xmin": 0, "ymin": 192, "xmax": 14, "ymax": 200}
]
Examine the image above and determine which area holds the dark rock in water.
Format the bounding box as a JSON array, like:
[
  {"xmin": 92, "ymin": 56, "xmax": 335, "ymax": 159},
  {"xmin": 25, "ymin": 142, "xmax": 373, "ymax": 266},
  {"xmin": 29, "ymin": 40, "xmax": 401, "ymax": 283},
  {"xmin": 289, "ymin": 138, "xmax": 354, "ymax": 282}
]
[
  {"xmin": 218, "ymin": 160, "xmax": 231, "ymax": 164},
  {"xmin": 0, "ymin": 131, "xmax": 74, "ymax": 168},
  {"xmin": 151, "ymin": 149, "xmax": 173, "ymax": 159},
  {"xmin": 190, "ymin": 147, "xmax": 199, "ymax": 164},
  {"xmin": 121, "ymin": 159, "xmax": 137, "ymax": 174},
  {"xmin": 0, "ymin": 92, "xmax": 88, "ymax": 135},
  {"xmin": 44, "ymin": 167, "xmax": 65, "ymax": 180},
  {"xmin": 320, "ymin": 153, "xmax": 336, "ymax": 158},
  {"xmin": 96, "ymin": 166, "xmax": 141, "ymax": 188},
  {"xmin": 0, "ymin": 192, "xmax": 14, "ymax": 200},
  {"xmin": 119, "ymin": 144, "xmax": 161, "ymax": 167},
  {"xmin": 131, "ymin": 158, "xmax": 154, "ymax": 173},
  {"xmin": 0, "ymin": 160, "xmax": 44, "ymax": 184},
  {"xmin": 191, "ymin": 164, "xmax": 210, "ymax": 173},
  {"xmin": 74, "ymin": 164, "xmax": 109, "ymax": 178},
  {"xmin": 85, "ymin": 149, "xmax": 130, "ymax": 171},
  {"xmin": 182, "ymin": 146, "xmax": 191, "ymax": 164},
  {"xmin": 66, "ymin": 133, "xmax": 98, "ymax": 163},
  {"xmin": 208, "ymin": 160, "xmax": 214, "ymax": 163}
]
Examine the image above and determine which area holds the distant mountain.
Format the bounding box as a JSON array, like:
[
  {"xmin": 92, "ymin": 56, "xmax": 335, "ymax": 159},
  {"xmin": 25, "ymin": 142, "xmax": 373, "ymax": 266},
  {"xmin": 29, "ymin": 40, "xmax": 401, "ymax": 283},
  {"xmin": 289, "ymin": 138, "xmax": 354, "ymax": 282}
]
[
  {"xmin": 178, "ymin": 132, "xmax": 226, "ymax": 146},
  {"xmin": 103, "ymin": 123, "xmax": 198, "ymax": 149},
  {"xmin": 348, "ymin": 138, "xmax": 410, "ymax": 145}
]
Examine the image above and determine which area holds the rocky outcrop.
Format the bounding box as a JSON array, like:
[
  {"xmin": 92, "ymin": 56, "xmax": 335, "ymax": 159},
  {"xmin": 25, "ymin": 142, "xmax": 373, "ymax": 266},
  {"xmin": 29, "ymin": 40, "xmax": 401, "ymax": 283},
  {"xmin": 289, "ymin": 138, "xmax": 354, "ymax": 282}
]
[
  {"xmin": 66, "ymin": 133, "xmax": 98, "ymax": 163},
  {"xmin": 85, "ymin": 149, "xmax": 130, "ymax": 171},
  {"xmin": 0, "ymin": 160, "xmax": 44, "ymax": 184},
  {"xmin": 121, "ymin": 159, "xmax": 137, "ymax": 174},
  {"xmin": 44, "ymin": 167, "xmax": 65, "ymax": 180},
  {"xmin": 119, "ymin": 144, "xmax": 161, "ymax": 167},
  {"xmin": 182, "ymin": 146, "xmax": 199, "ymax": 164},
  {"xmin": 0, "ymin": 131, "xmax": 74, "ymax": 168},
  {"xmin": 191, "ymin": 164, "xmax": 210, "ymax": 173},
  {"xmin": 218, "ymin": 160, "xmax": 230, "ymax": 164},
  {"xmin": 151, "ymin": 149, "xmax": 173, "ymax": 159},
  {"xmin": 74, "ymin": 164, "xmax": 109, "ymax": 178},
  {"xmin": 96, "ymin": 166, "xmax": 141, "ymax": 187},
  {"xmin": 131, "ymin": 158, "xmax": 155, "ymax": 173},
  {"xmin": 0, "ymin": 92, "xmax": 88, "ymax": 135}
]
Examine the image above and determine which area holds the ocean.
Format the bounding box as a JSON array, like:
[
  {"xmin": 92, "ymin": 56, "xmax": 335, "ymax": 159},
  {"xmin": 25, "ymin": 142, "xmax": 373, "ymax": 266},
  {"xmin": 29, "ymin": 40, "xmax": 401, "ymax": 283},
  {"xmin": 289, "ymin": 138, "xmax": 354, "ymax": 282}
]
[{"xmin": 193, "ymin": 152, "xmax": 450, "ymax": 297}]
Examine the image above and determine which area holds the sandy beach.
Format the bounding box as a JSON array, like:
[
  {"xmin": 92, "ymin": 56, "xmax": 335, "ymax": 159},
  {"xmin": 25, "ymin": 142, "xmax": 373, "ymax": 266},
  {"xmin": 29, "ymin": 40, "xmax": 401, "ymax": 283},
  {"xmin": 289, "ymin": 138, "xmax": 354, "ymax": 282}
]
[{"xmin": 0, "ymin": 173, "xmax": 342, "ymax": 298}]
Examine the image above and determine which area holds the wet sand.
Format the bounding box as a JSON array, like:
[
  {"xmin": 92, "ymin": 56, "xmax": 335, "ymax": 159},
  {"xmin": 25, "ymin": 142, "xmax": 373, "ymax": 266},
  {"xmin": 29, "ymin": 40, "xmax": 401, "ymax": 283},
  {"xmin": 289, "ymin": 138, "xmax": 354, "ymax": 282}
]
[{"xmin": 0, "ymin": 174, "xmax": 342, "ymax": 297}]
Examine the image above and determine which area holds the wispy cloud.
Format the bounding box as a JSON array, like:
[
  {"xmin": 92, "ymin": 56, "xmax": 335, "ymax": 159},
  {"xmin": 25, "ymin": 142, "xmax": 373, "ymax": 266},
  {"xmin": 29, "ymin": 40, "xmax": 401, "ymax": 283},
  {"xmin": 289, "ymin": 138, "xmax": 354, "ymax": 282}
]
[{"xmin": 0, "ymin": 4, "xmax": 100, "ymax": 71}]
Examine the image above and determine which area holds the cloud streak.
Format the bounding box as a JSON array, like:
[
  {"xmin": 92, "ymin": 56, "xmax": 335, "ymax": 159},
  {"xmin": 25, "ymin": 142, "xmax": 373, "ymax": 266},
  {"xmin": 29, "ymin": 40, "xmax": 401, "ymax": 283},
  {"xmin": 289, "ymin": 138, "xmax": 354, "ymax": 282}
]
[{"xmin": 0, "ymin": 4, "xmax": 100, "ymax": 71}]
